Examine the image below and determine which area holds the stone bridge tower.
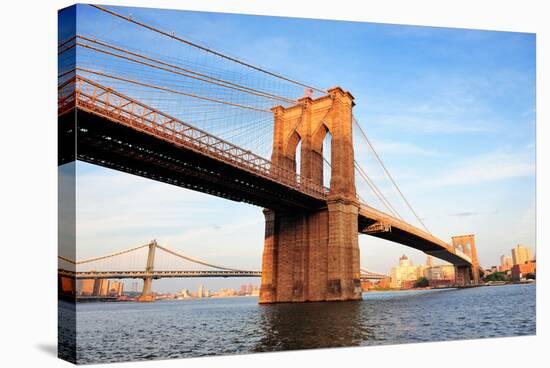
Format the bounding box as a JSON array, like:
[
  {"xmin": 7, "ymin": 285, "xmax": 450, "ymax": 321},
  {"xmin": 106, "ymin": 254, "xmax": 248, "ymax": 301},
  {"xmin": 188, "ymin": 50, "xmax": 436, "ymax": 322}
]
[
  {"xmin": 260, "ymin": 87, "xmax": 362, "ymax": 303},
  {"xmin": 452, "ymin": 234, "xmax": 480, "ymax": 286}
]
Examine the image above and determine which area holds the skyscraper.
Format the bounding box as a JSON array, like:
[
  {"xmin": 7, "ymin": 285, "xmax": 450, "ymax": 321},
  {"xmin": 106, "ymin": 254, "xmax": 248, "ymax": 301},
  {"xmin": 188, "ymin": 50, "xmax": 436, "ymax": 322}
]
[
  {"xmin": 500, "ymin": 255, "xmax": 513, "ymax": 267},
  {"xmin": 426, "ymin": 255, "xmax": 433, "ymax": 267},
  {"xmin": 79, "ymin": 279, "xmax": 95, "ymax": 296},
  {"xmin": 108, "ymin": 280, "xmax": 124, "ymax": 296},
  {"xmin": 511, "ymin": 244, "xmax": 533, "ymax": 265},
  {"xmin": 93, "ymin": 279, "xmax": 110, "ymax": 296},
  {"xmin": 499, "ymin": 255, "xmax": 513, "ymax": 272},
  {"xmin": 197, "ymin": 284, "xmax": 209, "ymax": 298}
]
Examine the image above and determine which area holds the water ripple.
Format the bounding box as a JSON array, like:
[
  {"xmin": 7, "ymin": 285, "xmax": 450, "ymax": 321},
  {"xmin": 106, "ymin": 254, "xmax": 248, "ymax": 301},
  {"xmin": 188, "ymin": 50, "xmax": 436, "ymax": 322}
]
[{"xmin": 60, "ymin": 283, "xmax": 535, "ymax": 364}]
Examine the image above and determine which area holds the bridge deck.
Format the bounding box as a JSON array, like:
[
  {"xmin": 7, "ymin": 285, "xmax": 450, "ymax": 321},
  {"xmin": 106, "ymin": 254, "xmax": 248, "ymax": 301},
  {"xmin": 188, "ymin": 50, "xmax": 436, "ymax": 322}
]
[
  {"xmin": 359, "ymin": 205, "xmax": 473, "ymax": 266},
  {"xmin": 58, "ymin": 75, "xmax": 477, "ymax": 270},
  {"xmin": 59, "ymin": 76, "xmax": 327, "ymax": 210}
]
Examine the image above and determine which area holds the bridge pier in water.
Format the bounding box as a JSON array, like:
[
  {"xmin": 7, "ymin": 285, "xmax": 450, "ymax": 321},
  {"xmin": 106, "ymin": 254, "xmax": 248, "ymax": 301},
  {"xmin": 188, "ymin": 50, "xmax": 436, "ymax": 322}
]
[{"xmin": 260, "ymin": 87, "xmax": 362, "ymax": 303}]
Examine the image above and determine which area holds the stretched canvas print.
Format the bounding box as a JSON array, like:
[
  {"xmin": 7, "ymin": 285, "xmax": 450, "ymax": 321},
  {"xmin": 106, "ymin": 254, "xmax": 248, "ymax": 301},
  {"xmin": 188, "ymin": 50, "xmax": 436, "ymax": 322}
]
[{"xmin": 58, "ymin": 3, "xmax": 536, "ymax": 364}]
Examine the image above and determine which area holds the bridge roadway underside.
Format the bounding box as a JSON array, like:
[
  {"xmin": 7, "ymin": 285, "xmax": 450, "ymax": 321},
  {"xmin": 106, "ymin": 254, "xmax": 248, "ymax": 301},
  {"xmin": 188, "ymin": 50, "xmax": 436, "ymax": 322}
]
[
  {"xmin": 59, "ymin": 108, "xmax": 325, "ymax": 211},
  {"xmin": 358, "ymin": 216, "xmax": 471, "ymax": 267}
]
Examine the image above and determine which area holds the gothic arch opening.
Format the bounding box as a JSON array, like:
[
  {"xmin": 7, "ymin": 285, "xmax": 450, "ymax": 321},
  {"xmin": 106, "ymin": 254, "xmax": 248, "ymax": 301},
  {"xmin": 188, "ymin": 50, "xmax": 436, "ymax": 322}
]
[
  {"xmin": 323, "ymin": 131, "xmax": 332, "ymax": 188},
  {"xmin": 295, "ymin": 140, "xmax": 302, "ymax": 176},
  {"xmin": 312, "ymin": 124, "xmax": 331, "ymax": 188},
  {"xmin": 285, "ymin": 130, "xmax": 301, "ymax": 176}
]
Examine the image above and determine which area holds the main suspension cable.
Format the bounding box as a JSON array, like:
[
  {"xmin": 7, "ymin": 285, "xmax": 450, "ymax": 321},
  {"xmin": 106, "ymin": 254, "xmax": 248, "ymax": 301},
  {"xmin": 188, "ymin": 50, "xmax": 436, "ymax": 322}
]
[
  {"xmin": 90, "ymin": 4, "xmax": 326, "ymax": 93},
  {"xmin": 76, "ymin": 67, "xmax": 271, "ymax": 113},
  {"xmin": 59, "ymin": 243, "xmax": 151, "ymax": 265},
  {"xmin": 76, "ymin": 35, "xmax": 297, "ymax": 104}
]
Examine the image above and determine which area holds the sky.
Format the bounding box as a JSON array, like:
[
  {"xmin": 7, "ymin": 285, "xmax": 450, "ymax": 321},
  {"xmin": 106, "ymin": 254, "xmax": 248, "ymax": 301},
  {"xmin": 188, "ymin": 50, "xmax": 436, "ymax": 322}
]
[{"xmin": 59, "ymin": 4, "xmax": 536, "ymax": 293}]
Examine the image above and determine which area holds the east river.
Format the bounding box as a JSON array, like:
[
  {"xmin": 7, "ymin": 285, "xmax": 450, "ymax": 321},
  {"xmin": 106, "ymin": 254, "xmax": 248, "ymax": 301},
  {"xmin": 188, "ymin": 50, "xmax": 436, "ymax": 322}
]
[{"xmin": 59, "ymin": 283, "xmax": 535, "ymax": 364}]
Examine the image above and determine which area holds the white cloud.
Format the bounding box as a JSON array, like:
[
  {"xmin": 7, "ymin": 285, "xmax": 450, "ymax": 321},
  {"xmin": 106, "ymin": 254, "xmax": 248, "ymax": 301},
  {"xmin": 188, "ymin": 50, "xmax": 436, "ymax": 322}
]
[{"xmin": 419, "ymin": 149, "xmax": 535, "ymax": 188}]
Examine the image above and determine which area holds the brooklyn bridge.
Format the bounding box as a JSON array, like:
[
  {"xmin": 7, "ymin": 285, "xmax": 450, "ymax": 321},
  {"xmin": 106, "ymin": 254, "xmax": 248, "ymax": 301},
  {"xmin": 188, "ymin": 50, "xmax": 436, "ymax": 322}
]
[{"xmin": 58, "ymin": 5, "xmax": 483, "ymax": 304}]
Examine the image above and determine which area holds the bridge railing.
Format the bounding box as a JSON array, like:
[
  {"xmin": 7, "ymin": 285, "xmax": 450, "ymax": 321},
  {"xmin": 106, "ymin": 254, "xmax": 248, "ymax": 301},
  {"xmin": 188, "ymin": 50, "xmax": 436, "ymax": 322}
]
[{"xmin": 58, "ymin": 75, "xmax": 328, "ymax": 200}]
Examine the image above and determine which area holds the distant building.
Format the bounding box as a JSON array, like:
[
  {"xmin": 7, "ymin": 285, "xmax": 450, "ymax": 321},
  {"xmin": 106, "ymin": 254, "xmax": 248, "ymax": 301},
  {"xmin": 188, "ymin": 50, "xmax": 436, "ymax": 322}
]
[
  {"xmin": 498, "ymin": 265, "xmax": 512, "ymax": 273},
  {"xmin": 197, "ymin": 284, "xmax": 210, "ymax": 298},
  {"xmin": 390, "ymin": 255, "xmax": 424, "ymax": 289},
  {"xmin": 362, "ymin": 277, "xmax": 392, "ymax": 291},
  {"xmin": 499, "ymin": 255, "xmax": 513, "ymax": 272},
  {"xmin": 79, "ymin": 279, "xmax": 95, "ymax": 296},
  {"xmin": 424, "ymin": 265, "xmax": 455, "ymax": 281},
  {"xmin": 400, "ymin": 280, "xmax": 417, "ymax": 289},
  {"xmin": 76, "ymin": 279, "xmax": 120, "ymax": 297},
  {"xmin": 426, "ymin": 255, "xmax": 433, "ymax": 267},
  {"xmin": 178, "ymin": 289, "xmax": 192, "ymax": 298},
  {"xmin": 93, "ymin": 279, "xmax": 109, "ymax": 296},
  {"xmin": 59, "ymin": 277, "xmax": 75, "ymax": 295},
  {"xmin": 361, "ymin": 280, "xmax": 373, "ymax": 291},
  {"xmin": 500, "ymin": 255, "xmax": 513, "ymax": 267},
  {"xmin": 378, "ymin": 277, "xmax": 391, "ymax": 289},
  {"xmin": 239, "ymin": 283, "xmax": 257, "ymax": 295},
  {"xmin": 250, "ymin": 285, "xmax": 260, "ymax": 296},
  {"xmin": 511, "ymin": 261, "xmax": 536, "ymax": 281},
  {"xmin": 216, "ymin": 288, "xmax": 238, "ymax": 297},
  {"xmin": 239, "ymin": 283, "xmax": 255, "ymax": 295},
  {"xmin": 423, "ymin": 264, "xmax": 455, "ymax": 287},
  {"xmin": 108, "ymin": 281, "xmax": 124, "ymax": 296},
  {"xmin": 511, "ymin": 245, "xmax": 533, "ymax": 265},
  {"xmin": 484, "ymin": 266, "xmax": 498, "ymax": 274}
]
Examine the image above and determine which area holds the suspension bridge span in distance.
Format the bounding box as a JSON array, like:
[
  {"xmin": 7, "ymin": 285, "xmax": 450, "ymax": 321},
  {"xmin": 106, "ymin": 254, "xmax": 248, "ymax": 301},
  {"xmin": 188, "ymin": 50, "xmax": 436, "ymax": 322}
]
[
  {"xmin": 58, "ymin": 241, "xmax": 389, "ymax": 301},
  {"xmin": 58, "ymin": 5, "xmax": 483, "ymax": 303}
]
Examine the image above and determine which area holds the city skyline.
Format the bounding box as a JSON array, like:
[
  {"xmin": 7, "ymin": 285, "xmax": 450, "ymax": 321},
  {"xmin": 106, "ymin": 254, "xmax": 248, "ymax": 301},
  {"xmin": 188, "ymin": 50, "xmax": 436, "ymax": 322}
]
[
  {"xmin": 69, "ymin": 244, "xmax": 534, "ymax": 295},
  {"xmin": 68, "ymin": 4, "xmax": 535, "ymax": 292}
]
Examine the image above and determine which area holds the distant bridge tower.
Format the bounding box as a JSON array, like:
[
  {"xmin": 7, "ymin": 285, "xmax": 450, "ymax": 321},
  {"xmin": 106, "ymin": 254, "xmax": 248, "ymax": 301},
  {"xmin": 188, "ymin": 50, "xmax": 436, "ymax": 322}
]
[
  {"xmin": 452, "ymin": 234, "xmax": 480, "ymax": 286},
  {"xmin": 138, "ymin": 240, "xmax": 157, "ymax": 302},
  {"xmin": 260, "ymin": 87, "xmax": 362, "ymax": 303}
]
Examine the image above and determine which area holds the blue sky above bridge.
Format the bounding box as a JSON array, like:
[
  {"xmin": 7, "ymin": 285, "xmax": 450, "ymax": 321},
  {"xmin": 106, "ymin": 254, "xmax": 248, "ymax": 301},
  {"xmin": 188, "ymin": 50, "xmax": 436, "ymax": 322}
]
[{"xmin": 60, "ymin": 4, "xmax": 535, "ymax": 292}]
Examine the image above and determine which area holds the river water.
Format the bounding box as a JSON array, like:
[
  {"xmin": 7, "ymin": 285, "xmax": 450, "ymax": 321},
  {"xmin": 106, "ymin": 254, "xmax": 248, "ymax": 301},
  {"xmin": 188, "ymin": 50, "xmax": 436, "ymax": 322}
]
[{"xmin": 59, "ymin": 283, "xmax": 536, "ymax": 364}]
